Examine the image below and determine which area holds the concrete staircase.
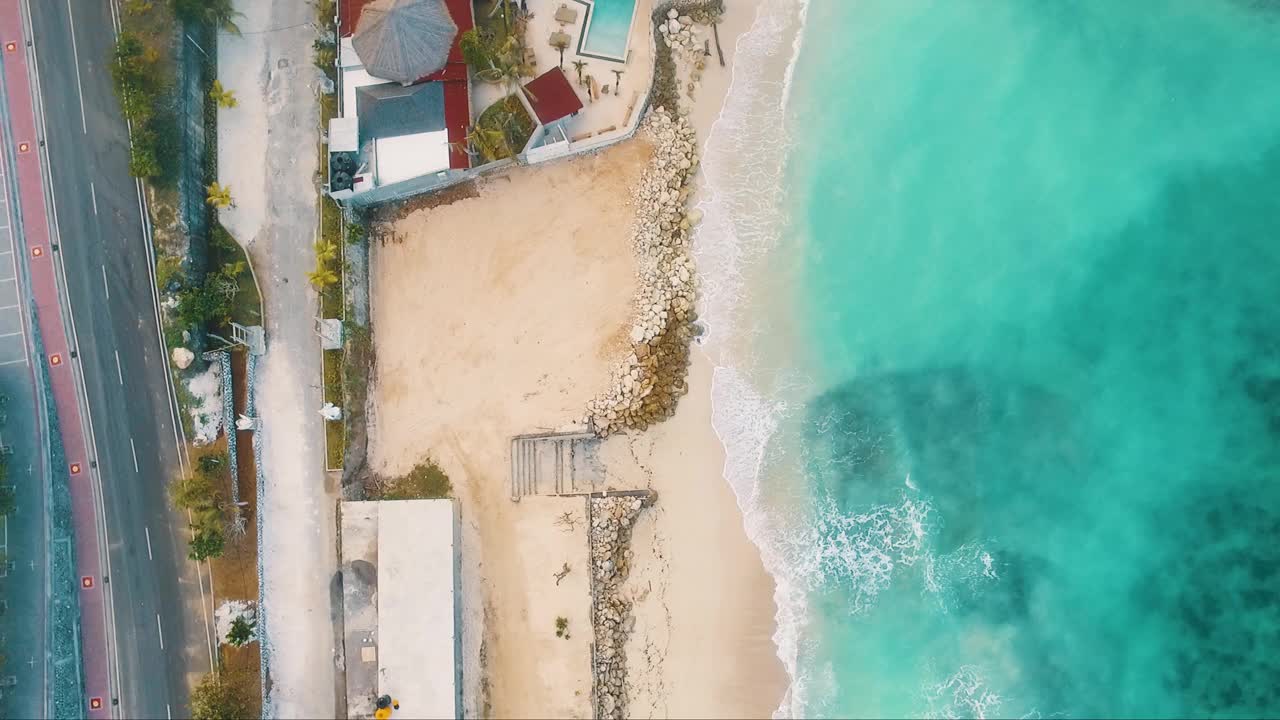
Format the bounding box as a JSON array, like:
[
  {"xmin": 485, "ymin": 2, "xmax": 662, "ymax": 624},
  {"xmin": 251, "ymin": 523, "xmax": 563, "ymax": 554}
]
[{"xmin": 510, "ymin": 432, "xmax": 598, "ymax": 501}]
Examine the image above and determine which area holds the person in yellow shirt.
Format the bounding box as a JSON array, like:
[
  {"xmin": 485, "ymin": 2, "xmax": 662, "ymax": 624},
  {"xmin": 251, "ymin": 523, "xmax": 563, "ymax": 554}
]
[{"xmin": 374, "ymin": 694, "xmax": 400, "ymax": 719}]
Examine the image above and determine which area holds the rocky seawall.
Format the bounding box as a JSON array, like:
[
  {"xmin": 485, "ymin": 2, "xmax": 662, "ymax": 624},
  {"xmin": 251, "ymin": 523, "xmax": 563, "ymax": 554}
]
[
  {"xmin": 586, "ymin": 109, "xmax": 702, "ymax": 436},
  {"xmin": 589, "ymin": 495, "xmax": 649, "ymax": 719}
]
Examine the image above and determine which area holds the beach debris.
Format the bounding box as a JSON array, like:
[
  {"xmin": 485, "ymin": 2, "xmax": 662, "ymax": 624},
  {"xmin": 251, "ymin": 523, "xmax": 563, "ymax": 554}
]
[
  {"xmin": 585, "ymin": 108, "xmax": 699, "ymax": 436},
  {"xmin": 554, "ymin": 562, "xmax": 572, "ymax": 586},
  {"xmin": 320, "ymin": 402, "xmax": 342, "ymax": 421}
]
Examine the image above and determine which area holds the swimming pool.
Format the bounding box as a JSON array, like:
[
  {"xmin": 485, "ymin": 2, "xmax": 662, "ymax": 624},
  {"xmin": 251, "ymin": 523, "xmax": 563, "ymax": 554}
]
[{"xmin": 579, "ymin": 0, "xmax": 637, "ymax": 62}]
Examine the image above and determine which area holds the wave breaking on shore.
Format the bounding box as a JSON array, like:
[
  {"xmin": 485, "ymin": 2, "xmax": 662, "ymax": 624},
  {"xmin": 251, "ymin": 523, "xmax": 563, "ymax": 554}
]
[{"xmin": 690, "ymin": 0, "xmax": 811, "ymax": 716}]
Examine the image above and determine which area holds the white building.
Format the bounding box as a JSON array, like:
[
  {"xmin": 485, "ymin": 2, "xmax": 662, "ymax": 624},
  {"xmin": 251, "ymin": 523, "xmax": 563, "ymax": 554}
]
[{"xmin": 340, "ymin": 499, "xmax": 461, "ymax": 719}]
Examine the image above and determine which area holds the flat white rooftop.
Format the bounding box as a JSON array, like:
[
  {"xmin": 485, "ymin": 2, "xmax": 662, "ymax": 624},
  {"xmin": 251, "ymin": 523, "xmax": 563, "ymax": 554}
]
[
  {"xmin": 375, "ymin": 131, "xmax": 451, "ymax": 185},
  {"xmin": 340, "ymin": 499, "xmax": 460, "ymax": 719}
]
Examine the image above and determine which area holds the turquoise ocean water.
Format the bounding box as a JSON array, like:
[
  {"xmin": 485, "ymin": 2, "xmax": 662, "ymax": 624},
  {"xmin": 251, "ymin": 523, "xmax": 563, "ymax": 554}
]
[{"xmin": 697, "ymin": 1, "xmax": 1280, "ymax": 717}]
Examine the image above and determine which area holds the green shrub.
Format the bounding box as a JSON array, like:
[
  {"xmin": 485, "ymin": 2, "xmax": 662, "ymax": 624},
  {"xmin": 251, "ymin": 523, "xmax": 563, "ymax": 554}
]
[
  {"xmin": 226, "ymin": 616, "xmax": 255, "ymax": 647},
  {"xmin": 176, "ymin": 280, "xmax": 233, "ymax": 328},
  {"xmin": 156, "ymin": 254, "xmax": 184, "ymax": 291},
  {"xmin": 382, "ymin": 459, "xmax": 452, "ymax": 499},
  {"xmin": 188, "ymin": 529, "xmax": 224, "ymax": 561},
  {"xmin": 190, "ymin": 671, "xmax": 254, "ymax": 720},
  {"xmin": 460, "ymin": 28, "xmax": 494, "ymax": 70}
]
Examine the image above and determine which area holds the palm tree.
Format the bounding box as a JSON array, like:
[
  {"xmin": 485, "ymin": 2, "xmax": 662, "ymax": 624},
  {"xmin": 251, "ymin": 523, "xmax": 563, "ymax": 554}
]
[
  {"xmin": 206, "ymin": 182, "xmax": 233, "ymax": 209},
  {"xmin": 471, "ymin": 123, "xmax": 511, "ymax": 162},
  {"xmin": 612, "ymin": 70, "xmax": 623, "ymax": 95},
  {"xmin": 572, "ymin": 60, "xmax": 588, "ymax": 86},
  {"xmin": 174, "ymin": 0, "xmax": 242, "ymax": 34},
  {"xmin": 307, "ymin": 267, "xmax": 340, "ymax": 289},
  {"xmin": 551, "ymin": 36, "xmax": 569, "ymax": 68},
  {"xmin": 210, "ymin": 79, "xmax": 237, "ymax": 108}
]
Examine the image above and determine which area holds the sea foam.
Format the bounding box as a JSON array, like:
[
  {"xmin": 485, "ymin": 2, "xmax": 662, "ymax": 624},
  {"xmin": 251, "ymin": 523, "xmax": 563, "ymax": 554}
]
[{"xmin": 692, "ymin": 0, "xmax": 812, "ymax": 715}]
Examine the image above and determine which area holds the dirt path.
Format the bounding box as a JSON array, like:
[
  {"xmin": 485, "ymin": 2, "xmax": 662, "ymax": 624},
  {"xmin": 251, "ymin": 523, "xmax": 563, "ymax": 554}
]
[{"xmin": 216, "ymin": 0, "xmax": 340, "ymax": 716}]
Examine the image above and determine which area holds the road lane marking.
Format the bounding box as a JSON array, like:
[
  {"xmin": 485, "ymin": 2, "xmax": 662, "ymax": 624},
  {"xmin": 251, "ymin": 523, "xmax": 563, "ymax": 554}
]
[
  {"xmin": 156, "ymin": 614, "xmax": 164, "ymax": 650},
  {"xmin": 21, "ymin": 5, "xmax": 122, "ymax": 711},
  {"xmin": 66, "ymin": 0, "xmax": 89, "ymax": 134},
  {"xmin": 114, "ymin": 350, "xmax": 123, "ymax": 385},
  {"xmin": 90, "ymin": 181, "xmax": 97, "ymax": 215},
  {"xmin": 145, "ymin": 526, "xmax": 153, "ymax": 561},
  {"xmin": 0, "ymin": 303, "xmax": 18, "ymax": 310},
  {"xmin": 130, "ymin": 438, "xmax": 139, "ymax": 473},
  {"xmin": 0, "ymin": 358, "xmax": 27, "ymax": 367},
  {"xmin": 0, "ymin": 331, "xmax": 23, "ymax": 338},
  {"xmin": 167, "ymin": 705, "xmax": 171, "ymax": 720},
  {"xmin": 101, "ymin": 264, "xmax": 110, "ymax": 300}
]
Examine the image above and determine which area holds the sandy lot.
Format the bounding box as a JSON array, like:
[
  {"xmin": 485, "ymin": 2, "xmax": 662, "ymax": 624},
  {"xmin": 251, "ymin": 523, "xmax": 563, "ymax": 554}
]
[
  {"xmin": 368, "ymin": 140, "xmax": 646, "ymax": 717},
  {"xmin": 367, "ymin": 3, "xmax": 790, "ymax": 717}
]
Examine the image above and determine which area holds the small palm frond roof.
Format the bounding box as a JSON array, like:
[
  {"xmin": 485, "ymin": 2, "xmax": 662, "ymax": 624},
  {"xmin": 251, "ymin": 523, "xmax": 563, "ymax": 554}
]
[{"xmin": 353, "ymin": 0, "xmax": 458, "ymax": 84}]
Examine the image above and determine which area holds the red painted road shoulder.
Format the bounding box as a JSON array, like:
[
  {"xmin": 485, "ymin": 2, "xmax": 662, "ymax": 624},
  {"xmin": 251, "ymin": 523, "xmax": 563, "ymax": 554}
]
[{"xmin": 0, "ymin": 1, "xmax": 112, "ymax": 717}]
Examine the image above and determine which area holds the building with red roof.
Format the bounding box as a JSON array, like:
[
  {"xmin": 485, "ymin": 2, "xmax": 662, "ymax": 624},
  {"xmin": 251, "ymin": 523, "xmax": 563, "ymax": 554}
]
[
  {"xmin": 524, "ymin": 68, "xmax": 584, "ymax": 127},
  {"xmin": 329, "ymin": 0, "xmax": 474, "ymax": 202}
]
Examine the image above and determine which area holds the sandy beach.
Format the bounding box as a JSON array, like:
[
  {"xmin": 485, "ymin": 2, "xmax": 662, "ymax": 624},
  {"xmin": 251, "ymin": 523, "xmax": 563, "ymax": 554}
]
[{"xmin": 366, "ymin": 1, "xmax": 786, "ymax": 717}]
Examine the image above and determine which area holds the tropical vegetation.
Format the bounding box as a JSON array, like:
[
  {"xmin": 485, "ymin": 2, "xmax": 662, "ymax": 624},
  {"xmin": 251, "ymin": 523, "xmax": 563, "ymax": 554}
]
[
  {"xmin": 226, "ymin": 615, "xmax": 255, "ymax": 647},
  {"xmin": 190, "ymin": 670, "xmax": 255, "ymax": 720},
  {"xmin": 171, "ymin": 451, "xmax": 230, "ymax": 561},
  {"xmin": 470, "ymin": 94, "xmax": 536, "ymax": 162}
]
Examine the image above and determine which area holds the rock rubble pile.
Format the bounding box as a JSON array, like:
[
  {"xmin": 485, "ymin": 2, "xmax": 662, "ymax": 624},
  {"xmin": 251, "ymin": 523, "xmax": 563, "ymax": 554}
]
[
  {"xmin": 586, "ymin": 109, "xmax": 702, "ymax": 436},
  {"xmin": 590, "ymin": 495, "xmax": 648, "ymax": 720}
]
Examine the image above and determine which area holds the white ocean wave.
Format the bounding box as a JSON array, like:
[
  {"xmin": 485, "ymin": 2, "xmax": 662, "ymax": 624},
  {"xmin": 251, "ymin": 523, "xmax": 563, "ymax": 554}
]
[
  {"xmin": 921, "ymin": 666, "xmax": 1008, "ymax": 720},
  {"xmin": 694, "ymin": 0, "xmax": 813, "ymax": 716}
]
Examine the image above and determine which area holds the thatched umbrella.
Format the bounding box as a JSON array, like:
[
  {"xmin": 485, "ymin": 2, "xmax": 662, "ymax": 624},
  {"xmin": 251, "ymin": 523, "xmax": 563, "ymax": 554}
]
[{"xmin": 354, "ymin": 0, "xmax": 458, "ymax": 85}]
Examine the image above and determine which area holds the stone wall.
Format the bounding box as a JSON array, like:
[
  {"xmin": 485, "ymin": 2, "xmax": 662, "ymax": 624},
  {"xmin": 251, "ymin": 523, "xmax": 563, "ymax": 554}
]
[
  {"xmin": 589, "ymin": 495, "xmax": 649, "ymax": 719},
  {"xmin": 585, "ymin": 109, "xmax": 702, "ymax": 436}
]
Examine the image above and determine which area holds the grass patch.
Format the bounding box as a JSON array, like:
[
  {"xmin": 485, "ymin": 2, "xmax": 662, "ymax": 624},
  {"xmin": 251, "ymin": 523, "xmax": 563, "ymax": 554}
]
[
  {"xmin": 325, "ymin": 420, "xmax": 344, "ymax": 471},
  {"xmin": 171, "ymin": 446, "xmax": 231, "ymax": 561},
  {"xmin": 323, "ymin": 348, "xmax": 344, "ymax": 469},
  {"xmin": 318, "ymin": 198, "xmax": 344, "ymax": 318},
  {"xmin": 475, "ymin": 94, "xmax": 535, "ymax": 161},
  {"xmin": 379, "ymin": 459, "xmax": 452, "ymax": 500},
  {"xmin": 209, "ymin": 222, "xmax": 262, "ymax": 328}
]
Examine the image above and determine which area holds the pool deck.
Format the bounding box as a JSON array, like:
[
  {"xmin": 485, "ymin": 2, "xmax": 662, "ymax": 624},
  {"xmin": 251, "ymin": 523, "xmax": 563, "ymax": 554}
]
[{"xmin": 473, "ymin": 0, "xmax": 654, "ymax": 150}]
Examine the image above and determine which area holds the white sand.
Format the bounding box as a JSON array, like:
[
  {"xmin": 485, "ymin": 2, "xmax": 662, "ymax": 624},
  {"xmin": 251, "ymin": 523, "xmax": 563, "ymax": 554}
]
[
  {"xmin": 368, "ymin": 141, "xmax": 647, "ymax": 717},
  {"xmin": 367, "ymin": 4, "xmax": 790, "ymax": 717}
]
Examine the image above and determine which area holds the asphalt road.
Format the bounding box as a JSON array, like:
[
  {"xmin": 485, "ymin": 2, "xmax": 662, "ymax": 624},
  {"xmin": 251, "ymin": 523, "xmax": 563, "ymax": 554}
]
[{"xmin": 25, "ymin": 0, "xmax": 214, "ymax": 716}]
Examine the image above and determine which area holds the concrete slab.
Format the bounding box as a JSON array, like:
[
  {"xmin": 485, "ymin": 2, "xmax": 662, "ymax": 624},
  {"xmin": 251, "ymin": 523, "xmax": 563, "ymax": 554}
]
[{"xmin": 339, "ymin": 499, "xmax": 460, "ymax": 719}]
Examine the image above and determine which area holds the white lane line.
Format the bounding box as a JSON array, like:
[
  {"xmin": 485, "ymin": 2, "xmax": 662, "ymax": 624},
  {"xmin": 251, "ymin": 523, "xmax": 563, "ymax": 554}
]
[
  {"xmin": 0, "ymin": 331, "xmax": 23, "ymax": 339},
  {"xmin": 66, "ymin": 0, "xmax": 89, "ymax": 134},
  {"xmin": 144, "ymin": 526, "xmax": 153, "ymax": 561},
  {"xmin": 156, "ymin": 614, "xmax": 164, "ymax": 650},
  {"xmin": 0, "ymin": 303, "xmax": 18, "ymax": 310},
  {"xmin": 101, "ymin": 264, "xmax": 110, "ymax": 300},
  {"xmin": 114, "ymin": 350, "xmax": 123, "ymax": 385},
  {"xmin": 129, "ymin": 438, "xmax": 139, "ymax": 473},
  {"xmin": 166, "ymin": 705, "xmax": 171, "ymax": 720},
  {"xmin": 0, "ymin": 358, "xmax": 27, "ymax": 367},
  {"xmin": 90, "ymin": 181, "xmax": 98, "ymax": 215}
]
